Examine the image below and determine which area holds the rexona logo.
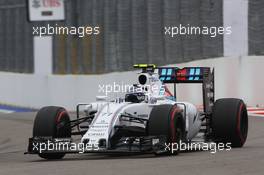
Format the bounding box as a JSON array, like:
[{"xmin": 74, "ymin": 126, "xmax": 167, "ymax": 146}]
[{"xmin": 32, "ymin": 0, "xmax": 62, "ymax": 8}]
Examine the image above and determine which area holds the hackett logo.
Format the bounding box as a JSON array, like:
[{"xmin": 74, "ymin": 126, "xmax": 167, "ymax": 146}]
[{"xmin": 32, "ymin": 0, "xmax": 61, "ymax": 8}]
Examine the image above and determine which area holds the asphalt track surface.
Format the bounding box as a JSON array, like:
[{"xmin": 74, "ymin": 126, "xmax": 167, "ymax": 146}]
[{"xmin": 0, "ymin": 112, "xmax": 263, "ymax": 175}]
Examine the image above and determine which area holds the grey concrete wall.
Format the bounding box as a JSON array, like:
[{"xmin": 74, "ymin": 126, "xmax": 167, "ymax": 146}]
[{"xmin": 0, "ymin": 56, "xmax": 263, "ymax": 110}]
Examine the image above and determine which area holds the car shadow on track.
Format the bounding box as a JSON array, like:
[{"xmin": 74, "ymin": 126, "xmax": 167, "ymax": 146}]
[
  {"xmin": 28, "ymin": 152, "xmax": 177, "ymax": 162},
  {"xmin": 28, "ymin": 149, "xmax": 207, "ymax": 162}
]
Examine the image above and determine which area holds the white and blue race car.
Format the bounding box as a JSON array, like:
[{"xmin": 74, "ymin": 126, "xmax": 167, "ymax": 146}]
[{"xmin": 26, "ymin": 64, "xmax": 248, "ymax": 159}]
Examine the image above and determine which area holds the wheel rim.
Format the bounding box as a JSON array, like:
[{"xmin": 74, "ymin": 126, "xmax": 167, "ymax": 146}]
[{"xmin": 56, "ymin": 111, "xmax": 70, "ymax": 138}]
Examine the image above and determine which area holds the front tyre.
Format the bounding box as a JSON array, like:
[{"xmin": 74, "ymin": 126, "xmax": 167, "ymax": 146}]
[
  {"xmin": 212, "ymin": 98, "xmax": 248, "ymax": 147},
  {"xmin": 148, "ymin": 104, "xmax": 184, "ymax": 155},
  {"xmin": 33, "ymin": 106, "xmax": 71, "ymax": 160}
]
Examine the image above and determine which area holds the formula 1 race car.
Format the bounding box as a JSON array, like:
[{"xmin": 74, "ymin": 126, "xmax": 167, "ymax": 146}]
[{"xmin": 26, "ymin": 64, "xmax": 248, "ymax": 159}]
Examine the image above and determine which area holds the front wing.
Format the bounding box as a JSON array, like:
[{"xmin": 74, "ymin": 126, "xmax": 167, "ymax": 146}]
[{"xmin": 25, "ymin": 136, "xmax": 168, "ymax": 154}]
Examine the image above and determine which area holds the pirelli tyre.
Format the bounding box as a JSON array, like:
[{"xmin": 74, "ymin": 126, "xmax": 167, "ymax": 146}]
[
  {"xmin": 33, "ymin": 106, "xmax": 71, "ymax": 160},
  {"xmin": 212, "ymin": 98, "xmax": 248, "ymax": 147},
  {"xmin": 148, "ymin": 104, "xmax": 184, "ymax": 155}
]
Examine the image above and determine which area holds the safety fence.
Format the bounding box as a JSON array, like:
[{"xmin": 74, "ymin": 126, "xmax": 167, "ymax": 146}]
[{"xmin": 0, "ymin": 0, "xmax": 263, "ymax": 74}]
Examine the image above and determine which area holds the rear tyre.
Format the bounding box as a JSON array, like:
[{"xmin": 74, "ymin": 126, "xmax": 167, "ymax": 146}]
[
  {"xmin": 33, "ymin": 106, "xmax": 71, "ymax": 160},
  {"xmin": 212, "ymin": 98, "xmax": 248, "ymax": 147},
  {"xmin": 148, "ymin": 104, "xmax": 184, "ymax": 155}
]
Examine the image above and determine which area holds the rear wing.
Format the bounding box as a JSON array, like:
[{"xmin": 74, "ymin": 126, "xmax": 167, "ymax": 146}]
[
  {"xmin": 134, "ymin": 64, "xmax": 215, "ymax": 114},
  {"xmin": 159, "ymin": 67, "xmax": 206, "ymax": 83}
]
